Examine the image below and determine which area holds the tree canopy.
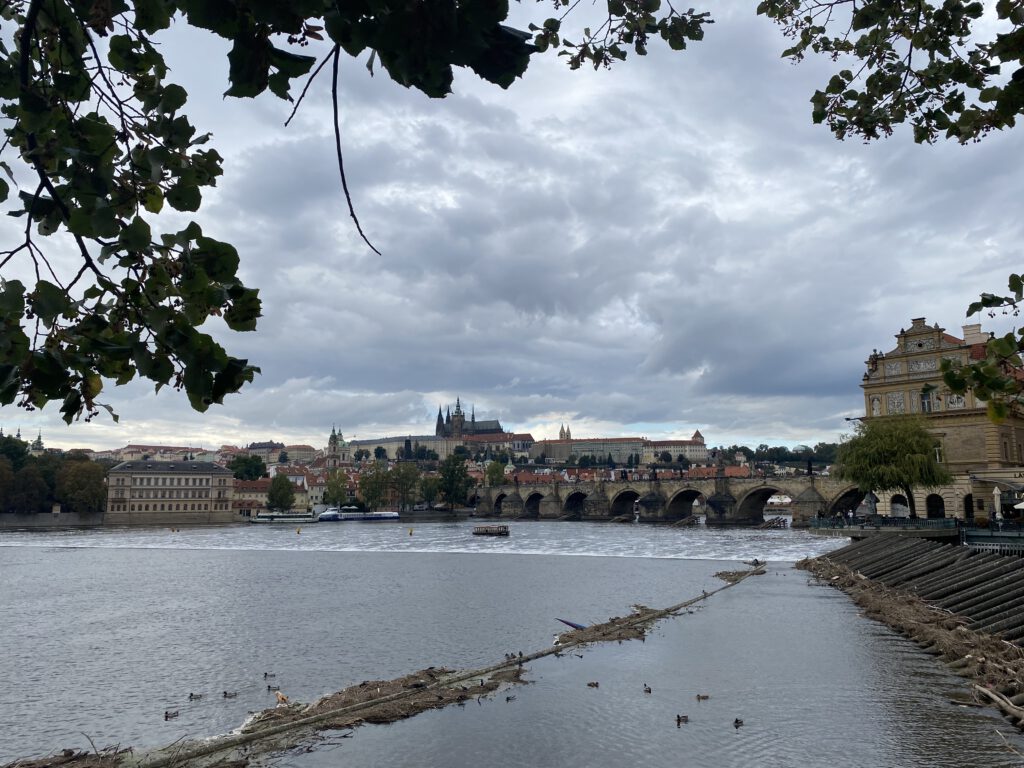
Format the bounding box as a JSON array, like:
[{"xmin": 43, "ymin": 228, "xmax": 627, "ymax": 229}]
[
  {"xmin": 437, "ymin": 453, "xmax": 473, "ymax": 509},
  {"xmin": 832, "ymin": 416, "xmax": 951, "ymax": 516},
  {"xmin": 266, "ymin": 473, "xmax": 295, "ymax": 511},
  {"xmin": 943, "ymin": 278, "xmax": 1024, "ymax": 421},
  {"xmin": 228, "ymin": 453, "xmax": 267, "ymax": 480},
  {"xmin": 4, "ymin": 0, "xmax": 1022, "ymax": 422}
]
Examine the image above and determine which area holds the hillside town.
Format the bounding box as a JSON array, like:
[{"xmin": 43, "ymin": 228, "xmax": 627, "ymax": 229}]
[{"xmin": 3, "ymin": 318, "xmax": 1024, "ymax": 529}]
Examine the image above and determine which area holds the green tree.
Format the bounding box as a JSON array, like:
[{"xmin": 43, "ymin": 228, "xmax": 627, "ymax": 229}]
[
  {"xmin": 0, "ymin": 436, "xmax": 30, "ymax": 473},
  {"xmin": 0, "ymin": 456, "xmax": 15, "ymax": 512},
  {"xmin": 228, "ymin": 454, "xmax": 267, "ymax": 481},
  {"xmin": 438, "ymin": 454, "xmax": 473, "ymax": 510},
  {"xmin": 659, "ymin": 451, "xmax": 673, "ymax": 464},
  {"xmin": 354, "ymin": 449, "xmax": 370, "ymax": 462},
  {"xmin": 278, "ymin": 450, "xmax": 289, "ymax": 464},
  {"xmin": 373, "ymin": 446, "xmax": 387, "ymax": 461},
  {"xmin": 677, "ymin": 455, "xmax": 691, "ymax": 469},
  {"xmin": 389, "ymin": 462, "xmax": 421, "ymax": 511},
  {"xmin": 420, "ymin": 476, "xmax": 441, "ymax": 507},
  {"xmin": 534, "ymin": 453, "xmax": 546, "ymax": 465},
  {"xmin": 267, "ymin": 474, "xmax": 295, "ymax": 512},
  {"xmin": 358, "ymin": 462, "xmax": 389, "ymax": 511},
  {"xmin": 55, "ymin": 460, "xmax": 106, "ymax": 514},
  {"xmin": 833, "ymin": 416, "xmax": 952, "ymax": 518},
  {"xmin": 485, "ymin": 460, "xmax": 506, "ymax": 487},
  {"xmin": 8, "ymin": 464, "xmax": 50, "ymax": 513},
  {"xmin": 323, "ymin": 469, "xmax": 350, "ymax": 507}
]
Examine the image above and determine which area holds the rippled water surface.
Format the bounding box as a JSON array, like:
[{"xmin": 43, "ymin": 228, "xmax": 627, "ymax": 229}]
[{"xmin": 2, "ymin": 521, "xmax": 1022, "ymax": 767}]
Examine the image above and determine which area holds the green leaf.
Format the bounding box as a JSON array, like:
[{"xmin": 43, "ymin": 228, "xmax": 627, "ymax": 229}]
[
  {"xmin": 166, "ymin": 182, "xmax": 201, "ymax": 211},
  {"xmin": 30, "ymin": 280, "xmax": 71, "ymax": 325},
  {"xmin": 120, "ymin": 216, "xmax": 152, "ymax": 251}
]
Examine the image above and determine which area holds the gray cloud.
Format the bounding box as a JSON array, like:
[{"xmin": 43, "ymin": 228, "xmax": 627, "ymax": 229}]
[{"xmin": 5, "ymin": 9, "xmax": 1023, "ymax": 452}]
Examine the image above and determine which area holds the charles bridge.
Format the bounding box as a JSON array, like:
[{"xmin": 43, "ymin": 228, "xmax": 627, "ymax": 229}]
[{"xmin": 471, "ymin": 475, "xmax": 862, "ymax": 527}]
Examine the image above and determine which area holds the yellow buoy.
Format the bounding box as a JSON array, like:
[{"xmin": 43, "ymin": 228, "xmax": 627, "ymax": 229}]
[
  {"xmin": 296, "ymin": 527, "xmax": 301, "ymax": 534},
  {"xmin": 409, "ymin": 528, "xmax": 413, "ymax": 536}
]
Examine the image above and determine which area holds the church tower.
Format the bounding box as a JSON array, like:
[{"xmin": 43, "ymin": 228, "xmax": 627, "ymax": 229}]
[
  {"xmin": 559, "ymin": 424, "xmax": 566, "ymax": 440},
  {"xmin": 435, "ymin": 406, "xmax": 445, "ymax": 437},
  {"xmin": 451, "ymin": 398, "xmax": 465, "ymax": 439}
]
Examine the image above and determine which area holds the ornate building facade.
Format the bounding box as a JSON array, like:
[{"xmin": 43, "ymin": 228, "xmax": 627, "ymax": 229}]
[{"xmin": 860, "ymin": 317, "xmax": 1024, "ymax": 520}]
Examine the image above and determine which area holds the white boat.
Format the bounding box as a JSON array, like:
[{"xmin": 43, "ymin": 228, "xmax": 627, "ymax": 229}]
[
  {"xmin": 250, "ymin": 510, "xmax": 318, "ymax": 524},
  {"xmin": 318, "ymin": 506, "xmax": 400, "ymax": 522}
]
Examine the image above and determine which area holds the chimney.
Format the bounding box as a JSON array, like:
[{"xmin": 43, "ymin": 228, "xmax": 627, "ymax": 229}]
[{"xmin": 962, "ymin": 324, "xmax": 987, "ymax": 345}]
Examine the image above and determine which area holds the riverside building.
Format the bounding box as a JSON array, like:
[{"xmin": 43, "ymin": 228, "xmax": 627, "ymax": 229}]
[{"xmin": 105, "ymin": 460, "xmax": 236, "ymax": 526}]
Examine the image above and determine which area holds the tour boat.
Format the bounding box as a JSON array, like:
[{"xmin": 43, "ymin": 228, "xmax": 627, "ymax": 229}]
[
  {"xmin": 318, "ymin": 506, "xmax": 400, "ymax": 522},
  {"xmin": 472, "ymin": 524, "xmax": 510, "ymax": 537},
  {"xmin": 250, "ymin": 510, "xmax": 318, "ymax": 524}
]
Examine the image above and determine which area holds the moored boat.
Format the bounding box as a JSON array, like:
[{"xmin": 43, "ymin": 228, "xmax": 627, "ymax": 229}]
[
  {"xmin": 318, "ymin": 506, "xmax": 400, "ymax": 522},
  {"xmin": 250, "ymin": 510, "xmax": 318, "ymax": 524},
  {"xmin": 472, "ymin": 524, "xmax": 510, "ymax": 537}
]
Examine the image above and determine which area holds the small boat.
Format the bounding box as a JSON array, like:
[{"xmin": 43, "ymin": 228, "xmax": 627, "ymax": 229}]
[
  {"xmin": 472, "ymin": 524, "xmax": 509, "ymax": 537},
  {"xmin": 318, "ymin": 506, "xmax": 400, "ymax": 522},
  {"xmin": 250, "ymin": 510, "xmax": 318, "ymax": 524}
]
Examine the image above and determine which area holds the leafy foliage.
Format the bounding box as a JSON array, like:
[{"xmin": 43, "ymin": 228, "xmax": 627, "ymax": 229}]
[
  {"xmin": 943, "ymin": 275, "xmax": 1024, "ymax": 421},
  {"xmin": 357, "ymin": 460, "xmax": 389, "ymax": 510},
  {"xmin": 55, "ymin": 459, "xmax": 106, "ymax": 513},
  {"xmin": 323, "ymin": 468, "xmax": 349, "ymax": 506},
  {"xmin": 759, "ymin": 0, "xmax": 1024, "ymax": 143},
  {"xmin": 389, "ymin": 462, "xmax": 421, "ymax": 511},
  {"xmin": 437, "ymin": 453, "xmax": 473, "ymax": 508},
  {"xmin": 485, "ymin": 459, "xmax": 506, "ymax": 486},
  {"xmin": 833, "ymin": 416, "xmax": 951, "ymax": 516},
  {"xmin": 266, "ymin": 473, "xmax": 295, "ymax": 511},
  {"xmin": 228, "ymin": 453, "xmax": 267, "ymax": 480}
]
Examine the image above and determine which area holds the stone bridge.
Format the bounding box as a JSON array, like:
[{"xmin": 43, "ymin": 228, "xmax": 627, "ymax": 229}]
[{"xmin": 470, "ymin": 475, "xmax": 861, "ymax": 527}]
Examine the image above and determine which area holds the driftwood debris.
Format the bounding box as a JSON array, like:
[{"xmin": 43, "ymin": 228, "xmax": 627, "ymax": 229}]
[{"xmin": 799, "ymin": 537, "xmax": 1024, "ymax": 727}]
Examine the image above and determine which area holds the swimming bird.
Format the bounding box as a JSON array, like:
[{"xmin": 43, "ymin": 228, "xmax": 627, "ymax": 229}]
[
  {"xmin": 267, "ymin": 684, "xmax": 280, "ymax": 691},
  {"xmin": 734, "ymin": 718, "xmax": 744, "ymax": 728},
  {"xmin": 188, "ymin": 692, "xmax": 203, "ymax": 701},
  {"xmin": 505, "ymin": 695, "xmax": 516, "ymax": 702},
  {"xmin": 164, "ymin": 710, "xmax": 179, "ymax": 720},
  {"xmin": 223, "ymin": 691, "xmax": 237, "ymax": 699},
  {"xmin": 676, "ymin": 715, "xmax": 689, "ymax": 725},
  {"xmin": 643, "ymin": 684, "xmax": 652, "ymax": 694},
  {"xmin": 275, "ymin": 691, "xmax": 289, "ymax": 705},
  {"xmin": 696, "ymin": 693, "xmax": 710, "ymax": 701},
  {"xmin": 264, "ymin": 672, "xmax": 276, "ymax": 679},
  {"xmin": 587, "ymin": 681, "xmax": 599, "ymax": 688}
]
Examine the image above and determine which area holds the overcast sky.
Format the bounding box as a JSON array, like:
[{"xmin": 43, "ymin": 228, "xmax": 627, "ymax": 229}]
[{"xmin": 3, "ymin": 5, "xmax": 1022, "ymax": 453}]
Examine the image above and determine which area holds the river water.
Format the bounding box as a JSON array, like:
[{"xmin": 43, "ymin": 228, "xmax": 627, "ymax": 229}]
[{"xmin": 2, "ymin": 520, "xmax": 1023, "ymax": 767}]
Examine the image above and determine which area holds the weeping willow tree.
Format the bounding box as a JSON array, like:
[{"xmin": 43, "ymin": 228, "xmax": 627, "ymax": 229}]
[{"xmin": 833, "ymin": 416, "xmax": 952, "ymax": 518}]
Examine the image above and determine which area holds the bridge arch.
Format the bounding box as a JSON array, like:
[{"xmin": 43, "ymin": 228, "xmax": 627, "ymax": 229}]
[
  {"xmin": 827, "ymin": 486, "xmax": 864, "ymax": 517},
  {"xmin": 493, "ymin": 492, "xmax": 508, "ymax": 516},
  {"xmin": 666, "ymin": 488, "xmax": 705, "ymax": 521},
  {"xmin": 735, "ymin": 486, "xmax": 784, "ymax": 521},
  {"xmin": 523, "ymin": 491, "xmax": 544, "ymax": 519},
  {"xmin": 563, "ymin": 490, "xmax": 587, "ymax": 520},
  {"xmin": 610, "ymin": 489, "xmax": 642, "ymax": 519}
]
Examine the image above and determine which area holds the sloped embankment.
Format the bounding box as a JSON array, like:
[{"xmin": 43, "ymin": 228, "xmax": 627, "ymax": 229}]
[{"xmin": 799, "ymin": 536, "xmax": 1024, "ymax": 722}]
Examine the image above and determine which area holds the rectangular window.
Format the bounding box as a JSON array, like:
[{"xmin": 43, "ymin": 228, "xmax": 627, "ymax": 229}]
[{"xmin": 920, "ymin": 392, "xmax": 932, "ymax": 413}]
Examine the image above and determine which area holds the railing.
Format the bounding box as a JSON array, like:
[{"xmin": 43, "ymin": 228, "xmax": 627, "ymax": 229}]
[{"xmin": 809, "ymin": 516, "xmax": 957, "ymax": 530}]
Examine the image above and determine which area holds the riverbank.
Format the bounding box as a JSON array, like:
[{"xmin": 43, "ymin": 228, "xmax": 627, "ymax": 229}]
[{"xmin": 799, "ymin": 536, "xmax": 1024, "ymax": 729}]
